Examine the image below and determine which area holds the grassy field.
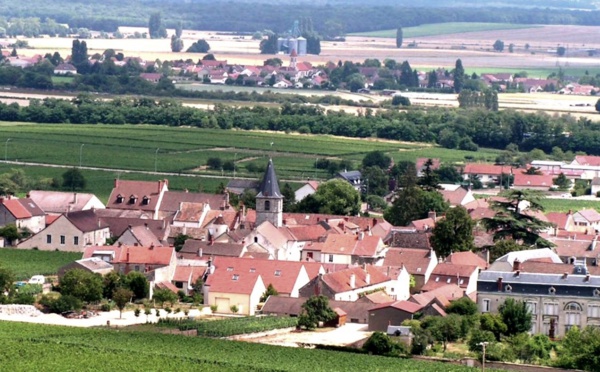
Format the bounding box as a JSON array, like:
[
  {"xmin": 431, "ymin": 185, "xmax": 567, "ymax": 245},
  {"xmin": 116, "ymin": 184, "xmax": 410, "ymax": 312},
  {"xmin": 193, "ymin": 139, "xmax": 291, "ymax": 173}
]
[
  {"xmin": 540, "ymin": 198, "xmax": 600, "ymax": 213},
  {"xmin": 0, "ymin": 163, "xmax": 228, "ymax": 203},
  {"xmin": 0, "ymin": 322, "xmax": 498, "ymax": 371},
  {"xmin": 51, "ymin": 76, "xmax": 75, "ymax": 84},
  {"xmin": 0, "ymin": 249, "xmax": 81, "ymax": 280},
  {"xmin": 350, "ymin": 22, "xmax": 537, "ymax": 38}
]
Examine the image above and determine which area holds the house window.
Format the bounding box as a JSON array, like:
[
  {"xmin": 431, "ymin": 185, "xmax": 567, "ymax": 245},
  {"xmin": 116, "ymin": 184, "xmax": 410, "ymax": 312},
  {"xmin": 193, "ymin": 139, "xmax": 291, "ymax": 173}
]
[
  {"xmin": 129, "ymin": 195, "xmax": 137, "ymax": 204},
  {"xmin": 565, "ymin": 303, "xmax": 582, "ymax": 333},
  {"xmin": 482, "ymin": 299, "xmax": 491, "ymax": 313},
  {"xmin": 594, "ymin": 289, "xmax": 600, "ymax": 297},
  {"xmin": 46, "ymin": 235, "xmax": 52, "ymax": 244},
  {"xmin": 587, "ymin": 304, "xmax": 600, "ymax": 318},
  {"xmin": 227, "ymin": 267, "xmax": 234, "ymax": 272},
  {"xmin": 526, "ymin": 301, "xmax": 537, "ymax": 315},
  {"xmin": 142, "ymin": 196, "xmax": 150, "ymax": 205},
  {"xmin": 264, "ymin": 200, "xmax": 271, "ymax": 211},
  {"xmin": 307, "ymin": 252, "xmax": 314, "ymax": 259},
  {"xmin": 73, "ymin": 236, "xmax": 79, "ymax": 245},
  {"xmin": 254, "ymin": 237, "xmax": 258, "ymax": 243},
  {"xmin": 505, "ymin": 285, "xmax": 512, "ymax": 293},
  {"xmin": 549, "ymin": 287, "xmax": 556, "ymax": 295},
  {"xmin": 435, "ymin": 277, "xmax": 440, "ymax": 282},
  {"xmin": 175, "ymin": 282, "xmax": 183, "ymax": 289},
  {"xmin": 116, "ymin": 195, "xmax": 124, "ymax": 203},
  {"xmin": 446, "ymin": 278, "xmax": 451, "ymax": 284},
  {"xmin": 249, "ymin": 268, "xmax": 256, "ymax": 273},
  {"xmin": 328, "ymin": 254, "xmax": 333, "ymax": 263},
  {"xmin": 544, "ymin": 302, "xmax": 559, "ymax": 316},
  {"xmin": 232, "ymin": 274, "xmax": 239, "ymax": 281},
  {"xmin": 134, "ymin": 265, "xmax": 140, "ymax": 272},
  {"xmin": 60, "ymin": 235, "xmax": 65, "ymax": 245},
  {"xmin": 274, "ymin": 270, "xmax": 282, "ymax": 277}
]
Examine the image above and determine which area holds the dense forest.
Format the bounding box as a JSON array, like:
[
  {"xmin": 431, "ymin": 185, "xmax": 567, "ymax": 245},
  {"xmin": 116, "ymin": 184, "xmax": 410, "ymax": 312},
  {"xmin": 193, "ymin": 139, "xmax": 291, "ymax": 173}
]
[{"xmin": 0, "ymin": 0, "xmax": 599, "ymax": 35}]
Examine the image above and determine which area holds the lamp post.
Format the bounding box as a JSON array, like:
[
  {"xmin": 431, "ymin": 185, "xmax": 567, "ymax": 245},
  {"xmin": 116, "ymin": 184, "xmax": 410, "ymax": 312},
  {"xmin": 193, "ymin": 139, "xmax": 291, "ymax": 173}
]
[
  {"xmin": 4, "ymin": 138, "xmax": 11, "ymax": 161},
  {"xmin": 478, "ymin": 342, "xmax": 489, "ymax": 372},
  {"xmin": 154, "ymin": 148, "xmax": 160, "ymax": 173},
  {"xmin": 79, "ymin": 144, "xmax": 85, "ymax": 168}
]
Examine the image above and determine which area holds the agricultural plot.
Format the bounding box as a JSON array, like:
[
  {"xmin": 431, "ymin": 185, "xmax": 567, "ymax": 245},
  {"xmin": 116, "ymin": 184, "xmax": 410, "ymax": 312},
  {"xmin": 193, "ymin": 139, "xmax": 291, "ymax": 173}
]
[
  {"xmin": 158, "ymin": 316, "xmax": 299, "ymax": 337},
  {"xmin": 351, "ymin": 22, "xmax": 536, "ymax": 38},
  {"xmin": 0, "ymin": 163, "xmax": 227, "ymax": 204},
  {"xmin": 0, "ymin": 123, "xmax": 423, "ymax": 179},
  {"xmin": 0, "ymin": 322, "xmax": 497, "ymax": 371},
  {"xmin": 0, "ymin": 249, "xmax": 81, "ymax": 280},
  {"xmin": 540, "ymin": 198, "xmax": 600, "ymax": 213}
]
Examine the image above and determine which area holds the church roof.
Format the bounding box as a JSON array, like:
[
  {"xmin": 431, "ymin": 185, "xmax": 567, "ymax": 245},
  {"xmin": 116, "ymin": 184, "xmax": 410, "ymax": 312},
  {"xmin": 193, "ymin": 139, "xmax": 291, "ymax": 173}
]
[{"xmin": 257, "ymin": 159, "xmax": 282, "ymax": 198}]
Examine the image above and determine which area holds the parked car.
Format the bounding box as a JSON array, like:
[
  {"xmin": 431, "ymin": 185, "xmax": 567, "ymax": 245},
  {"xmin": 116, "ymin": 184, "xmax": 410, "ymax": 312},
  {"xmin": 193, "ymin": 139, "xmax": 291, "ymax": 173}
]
[{"xmin": 28, "ymin": 275, "xmax": 45, "ymax": 285}]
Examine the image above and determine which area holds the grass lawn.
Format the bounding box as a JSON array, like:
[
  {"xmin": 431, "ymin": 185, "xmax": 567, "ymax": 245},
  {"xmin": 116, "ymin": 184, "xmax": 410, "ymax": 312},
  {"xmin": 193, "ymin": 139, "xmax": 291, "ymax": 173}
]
[
  {"xmin": 539, "ymin": 198, "xmax": 600, "ymax": 213},
  {"xmin": 0, "ymin": 249, "xmax": 81, "ymax": 280},
  {"xmin": 51, "ymin": 76, "xmax": 75, "ymax": 84},
  {"xmin": 0, "ymin": 163, "xmax": 229, "ymax": 204},
  {"xmin": 350, "ymin": 22, "xmax": 537, "ymax": 38}
]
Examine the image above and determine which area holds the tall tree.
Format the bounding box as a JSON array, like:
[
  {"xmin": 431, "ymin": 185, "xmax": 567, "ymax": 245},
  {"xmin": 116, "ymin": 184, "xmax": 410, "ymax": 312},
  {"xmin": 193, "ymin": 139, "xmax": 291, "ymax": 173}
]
[
  {"xmin": 493, "ymin": 39, "xmax": 505, "ymax": 52},
  {"xmin": 175, "ymin": 21, "xmax": 183, "ymax": 38},
  {"xmin": 498, "ymin": 298, "xmax": 532, "ymax": 336},
  {"xmin": 170, "ymin": 35, "xmax": 183, "ymax": 52},
  {"xmin": 296, "ymin": 179, "xmax": 360, "ymax": 216},
  {"xmin": 396, "ymin": 27, "xmax": 403, "ymax": 48},
  {"xmin": 418, "ymin": 158, "xmax": 440, "ymax": 191},
  {"xmin": 281, "ymin": 183, "xmax": 295, "ymax": 212},
  {"xmin": 429, "ymin": 206, "xmax": 475, "ymax": 258},
  {"xmin": 259, "ymin": 34, "xmax": 278, "ymax": 54},
  {"xmin": 60, "ymin": 269, "xmax": 103, "ymax": 303},
  {"xmin": 362, "ymin": 150, "xmax": 391, "ymax": 169},
  {"xmin": 482, "ymin": 189, "xmax": 554, "ymax": 248},
  {"xmin": 384, "ymin": 186, "xmax": 448, "ymax": 226},
  {"xmin": 454, "ymin": 59, "xmax": 465, "ymax": 93},
  {"xmin": 62, "ymin": 168, "xmax": 86, "ymax": 191},
  {"xmin": 113, "ymin": 287, "xmax": 133, "ymax": 319},
  {"xmin": 71, "ymin": 39, "xmax": 88, "ymax": 74},
  {"xmin": 595, "ymin": 98, "xmax": 600, "ymax": 113},
  {"xmin": 148, "ymin": 12, "xmax": 167, "ymax": 39},
  {"xmin": 298, "ymin": 295, "xmax": 336, "ymax": 330}
]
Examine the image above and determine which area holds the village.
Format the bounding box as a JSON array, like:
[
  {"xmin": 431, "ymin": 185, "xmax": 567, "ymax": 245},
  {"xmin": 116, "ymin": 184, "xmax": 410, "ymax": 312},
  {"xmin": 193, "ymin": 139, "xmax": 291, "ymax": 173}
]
[{"xmin": 1, "ymin": 151, "xmax": 600, "ymax": 350}]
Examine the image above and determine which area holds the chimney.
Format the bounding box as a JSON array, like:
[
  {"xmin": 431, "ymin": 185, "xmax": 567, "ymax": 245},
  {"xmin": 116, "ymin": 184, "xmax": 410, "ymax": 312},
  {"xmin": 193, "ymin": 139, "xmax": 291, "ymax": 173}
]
[
  {"xmin": 515, "ymin": 270, "xmax": 520, "ymax": 278},
  {"xmin": 26, "ymin": 193, "xmax": 30, "ymax": 198},
  {"xmin": 198, "ymin": 248, "xmax": 203, "ymax": 257},
  {"xmin": 365, "ymin": 272, "xmax": 371, "ymax": 285},
  {"xmin": 428, "ymin": 211, "xmax": 437, "ymax": 220},
  {"xmin": 317, "ymin": 217, "xmax": 320, "ymax": 222},
  {"xmin": 0, "ymin": 197, "xmax": 3, "ymax": 204},
  {"xmin": 185, "ymin": 189, "xmax": 189, "ymax": 193},
  {"xmin": 73, "ymin": 193, "xmax": 78, "ymax": 204},
  {"xmin": 225, "ymin": 192, "xmax": 230, "ymax": 208},
  {"xmin": 592, "ymin": 236, "xmax": 598, "ymax": 251},
  {"xmin": 349, "ymin": 273, "xmax": 356, "ymax": 289},
  {"xmin": 283, "ymin": 219, "xmax": 287, "ymax": 226},
  {"xmin": 563, "ymin": 272, "xmax": 568, "ymax": 279},
  {"xmin": 126, "ymin": 250, "xmax": 130, "ymax": 262},
  {"xmin": 497, "ymin": 277, "xmax": 503, "ymax": 291},
  {"xmin": 513, "ymin": 258, "xmax": 521, "ymax": 271},
  {"xmin": 372, "ymin": 218, "xmax": 378, "ymax": 226},
  {"xmin": 114, "ymin": 178, "xmax": 119, "ymax": 188},
  {"xmin": 585, "ymin": 274, "xmax": 591, "ymax": 282},
  {"xmin": 134, "ymin": 242, "xmax": 139, "ymax": 246},
  {"xmin": 358, "ymin": 232, "xmax": 364, "ymax": 241}
]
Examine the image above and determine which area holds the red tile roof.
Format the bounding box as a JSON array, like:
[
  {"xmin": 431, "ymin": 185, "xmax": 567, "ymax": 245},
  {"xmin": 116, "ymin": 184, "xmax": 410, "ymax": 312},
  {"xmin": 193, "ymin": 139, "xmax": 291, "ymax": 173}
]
[
  {"xmin": 383, "ymin": 248, "xmax": 433, "ymax": 275},
  {"xmin": 369, "ymin": 300, "xmax": 423, "ymax": 313},
  {"xmin": 207, "ymin": 257, "xmax": 318, "ymax": 295},
  {"xmin": 440, "ymin": 188, "xmax": 469, "ymax": 206},
  {"xmin": 546, "ymin": 212, "xmax": 572, "ymax": 230},
  {"xmin": 321, "ymin": 265, "xmax": 390, "ymax": 293},
  {"xmin": 284, "ymin": 224, "xmax": 329, "ymax": 242},
  {"xmin": 445, "ymin": 251, "xmax": 487, "ymax": 268},
  {"xmin": 463, "ymin": 163, "xmax": 511, "ymax": 176},
  {"xmin": 416, "ymin": 158, "xmax": 441, "ymax": 171},
  {"xmin": 282, "ymin": 213, "xmax": 383, "ymax": 231},
  {"xmin": 173, "ymin": 265, "xmax": 203, "ymax": 283},
  {"xmin": 1, "ymin": 197, "xmax": 45, "ymax": 219},
  {"xmin": 84, "ymin": 245, "xmax": 174, "ymax": 266},
  {"xmin": 106, "ymin": 179, "xmax": 168, "ymax": 212},
  {"xmin": 513, "ymin": 173, "xmax": 554, "ymax": 188},
  {"xmin": 320, "ymin": 234, "xmax": 383, "ymax": 257},
  {"xmin": 574, "ymin": 155, "xmax": 600, "ymax": 166}
]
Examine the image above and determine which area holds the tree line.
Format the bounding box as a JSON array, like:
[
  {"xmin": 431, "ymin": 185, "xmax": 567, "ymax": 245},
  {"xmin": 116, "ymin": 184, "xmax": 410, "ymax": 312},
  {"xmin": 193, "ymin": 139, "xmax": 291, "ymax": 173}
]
[
  {"xmin": 3, "ymin": 0, "xmax": 600, "ymax": 35},
  {"xmin": 2, "ymin": 94, "xmax": 600, "ymax": 156}
]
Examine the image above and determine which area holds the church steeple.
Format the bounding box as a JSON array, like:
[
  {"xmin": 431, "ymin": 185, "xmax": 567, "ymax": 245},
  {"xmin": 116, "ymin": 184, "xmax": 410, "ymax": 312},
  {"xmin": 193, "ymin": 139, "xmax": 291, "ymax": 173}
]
[{"xmin": 256, "ymin": 158, "xmax": 283, "ymax": 227}]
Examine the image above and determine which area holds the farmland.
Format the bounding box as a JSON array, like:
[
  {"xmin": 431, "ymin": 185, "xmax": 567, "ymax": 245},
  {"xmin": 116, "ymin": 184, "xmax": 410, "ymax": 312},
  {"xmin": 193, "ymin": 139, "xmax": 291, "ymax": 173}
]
[
  {"xmin": 540, "ymin": 198, "xmax": 600, "ymax": 213},
  {"xmin": 350, "ymin": 22, "xmax": 537, "ymax": 38},
  {"xmin": 0, "ymin": 321, "xmax": 497, "ymax": 371},
  {"xmin": 0, "ymin": 249, "xmax": 81, "ymax": 280},
  {"xmin": 0, "ymin": 122, "xmax": 477, "ymax": 183},
  {"xmin": 158, "ymin": 316, "xmax": 299, "ymax": 337}
]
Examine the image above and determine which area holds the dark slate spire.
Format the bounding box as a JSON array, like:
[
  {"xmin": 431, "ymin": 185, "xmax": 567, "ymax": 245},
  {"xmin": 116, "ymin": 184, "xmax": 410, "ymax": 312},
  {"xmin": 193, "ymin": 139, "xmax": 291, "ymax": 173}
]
[{"xmin": 257, "ymin": 158, "xmax": 282, "ymax": 198}]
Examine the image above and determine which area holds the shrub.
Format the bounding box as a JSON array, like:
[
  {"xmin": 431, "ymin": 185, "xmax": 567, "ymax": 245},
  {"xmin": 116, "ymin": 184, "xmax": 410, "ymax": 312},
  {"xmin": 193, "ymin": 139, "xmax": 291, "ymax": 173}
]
[
  {"xmin": 134, "ymin": 308, "xmax": 141, "ymax": 317},
  {"xmin": 210, "ymin": 305, "xmax": 218, "ymax": 313},
  {"xmin": 230, "ymin": 305, "xmax": 239, "ymax": 314},
  {"xmin": 100, "ymin": 303, "xmax": 113, "ymax": 312},
  {"xmin": 49, "ymin": 294, "xmax": 83, "ymax": 314}
]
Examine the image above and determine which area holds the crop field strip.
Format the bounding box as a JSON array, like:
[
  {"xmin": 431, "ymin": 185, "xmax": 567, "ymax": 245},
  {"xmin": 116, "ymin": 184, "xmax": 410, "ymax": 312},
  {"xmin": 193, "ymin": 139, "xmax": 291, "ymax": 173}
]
[
  {"xmin": 0, "ymin": 322, "xmax": 499, "ymax": 371},
  {"xmin": 349, "ymin": 22, "xmax": 538, "ymax": 38},
  {"xmin": 0, "ymin": 249, "xmax": 81, "ymax": 280}
]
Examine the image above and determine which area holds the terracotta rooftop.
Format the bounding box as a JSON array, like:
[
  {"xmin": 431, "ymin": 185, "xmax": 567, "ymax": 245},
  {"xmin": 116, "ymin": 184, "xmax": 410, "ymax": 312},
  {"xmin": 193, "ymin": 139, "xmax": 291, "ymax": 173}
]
[
  {"xmin": 445, "ymin": 251, "xmax": 487, "ymax": 268},
  {"xmin": 0, "ymin": 198, "xmax": 44, "ymax": 219},
  {"xmin": 369, "ymin": 300, "xmax": 423, "ymax": 313},
  {"xmin": 28, "ymin": 190, "xmax": 101, "ymax": 214},
  {"xmin": 160, "ymin": 191, "xmax": 231, "ymax": 212},
  {"xmin": 385, "ymin": 230, "xmax": 431, "ymax": 249},
  {"xmin": 321, "ymin": 265, "xmax": 390, "ymax": 294},
  {"xmin": 463, "ymin": 163, "xmax": 511, "ymax": 176},
  {"xmin": 65, "ymin": 210, "xmax": 109, "ymax": 232},
  {"xmin": 84, "ymin": 245, "xmax": 174, "ymax": 266},
  {"xmin": 179, "ymin": 240, "xmax": 244, "ymax": 258},
  {"xmin": 383, "ymin": 248, "xmax": 433, "ymax": 276},
  {"xmin": 106, "ymin": 179, "xmax": 168, "ymax": 212},
  {"xmin": 513, "ymin": 173, "xmax": 555, "ymax": 188}
]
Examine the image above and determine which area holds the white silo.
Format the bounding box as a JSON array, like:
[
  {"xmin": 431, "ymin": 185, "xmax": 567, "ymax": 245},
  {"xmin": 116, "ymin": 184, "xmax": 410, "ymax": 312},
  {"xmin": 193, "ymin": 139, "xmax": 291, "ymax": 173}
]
[{"xmin": 297, "ymin": 36, "xmax": 307, "ymax": 56}]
